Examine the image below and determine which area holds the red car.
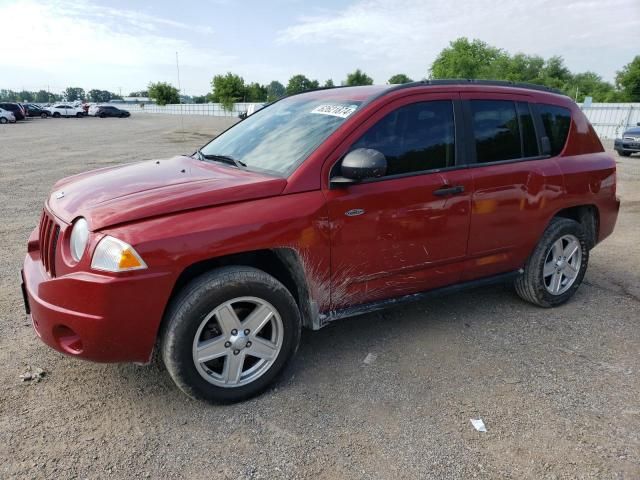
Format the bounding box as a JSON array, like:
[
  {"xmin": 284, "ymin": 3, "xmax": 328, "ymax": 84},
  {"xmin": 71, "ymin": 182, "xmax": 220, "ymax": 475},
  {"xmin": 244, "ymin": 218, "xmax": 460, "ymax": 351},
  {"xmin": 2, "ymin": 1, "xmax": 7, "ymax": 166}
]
[{"xmin": 22, "ymin": 81, "xmax": 619, "ymax": 402}]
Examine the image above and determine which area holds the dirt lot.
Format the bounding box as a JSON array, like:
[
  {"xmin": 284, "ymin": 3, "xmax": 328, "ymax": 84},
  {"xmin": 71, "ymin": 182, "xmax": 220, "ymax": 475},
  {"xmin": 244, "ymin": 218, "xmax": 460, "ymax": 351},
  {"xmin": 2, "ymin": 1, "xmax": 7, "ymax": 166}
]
[{"xmin": 1, "ymin": 114, "xmax": 638, "ymax": 479}]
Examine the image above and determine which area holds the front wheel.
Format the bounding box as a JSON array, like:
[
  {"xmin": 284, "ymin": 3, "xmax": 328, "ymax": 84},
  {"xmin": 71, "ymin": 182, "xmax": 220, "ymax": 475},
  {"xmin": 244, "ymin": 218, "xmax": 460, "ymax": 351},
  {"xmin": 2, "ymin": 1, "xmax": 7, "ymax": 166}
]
[
  {"xmin": 76, "ymin": 112, "xmax": 83, "ymax": 118},
  {"xmin": 161, "ymin": 266, "xmax": 301, "ymax": 402},
  {"xmin": 52, "ymin": 112, "xmax": 60, "ymax": 118},
  {"xmin": 40, "ymin": 112, "xmax": 48, "ymax": 119},
  {"xmin": 0, "ymin": 117, "xmax": 7, "ymax": 124},
  {"xmin": 515, "ymin": 217, "xmax": 589, "ymax": 307},
  {"xmin": 618, "ymin": 150, "xmax": 631, "ymax": 157}
]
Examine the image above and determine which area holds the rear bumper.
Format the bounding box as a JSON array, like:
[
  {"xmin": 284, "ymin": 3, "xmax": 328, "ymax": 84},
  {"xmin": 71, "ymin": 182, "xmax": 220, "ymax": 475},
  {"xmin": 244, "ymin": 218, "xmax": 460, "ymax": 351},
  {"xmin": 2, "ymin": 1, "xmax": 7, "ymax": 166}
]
[{"xmin": 22, "ymin": 245, "xmax": 173, "ymax": 363}]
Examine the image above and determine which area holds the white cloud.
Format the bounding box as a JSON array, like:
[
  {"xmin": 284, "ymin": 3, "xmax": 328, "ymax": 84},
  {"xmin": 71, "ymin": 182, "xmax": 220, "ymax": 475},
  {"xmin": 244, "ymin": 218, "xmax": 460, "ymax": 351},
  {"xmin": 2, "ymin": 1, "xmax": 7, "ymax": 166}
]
[
  {"xmin": 277, "ymin": 0, "xmax": 640, "ymax": 82},
  {"xmin": 0, "ymin": 0, "xmax": 232, "ymax": 93}
]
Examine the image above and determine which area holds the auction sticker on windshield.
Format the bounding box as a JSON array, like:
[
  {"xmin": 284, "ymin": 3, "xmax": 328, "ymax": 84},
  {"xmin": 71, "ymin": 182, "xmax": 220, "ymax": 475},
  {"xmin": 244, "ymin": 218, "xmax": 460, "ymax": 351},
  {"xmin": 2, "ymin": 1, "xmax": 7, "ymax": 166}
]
[{"xmin": 310, "ymin": 104, "xmax": 358, "ymax": 119}]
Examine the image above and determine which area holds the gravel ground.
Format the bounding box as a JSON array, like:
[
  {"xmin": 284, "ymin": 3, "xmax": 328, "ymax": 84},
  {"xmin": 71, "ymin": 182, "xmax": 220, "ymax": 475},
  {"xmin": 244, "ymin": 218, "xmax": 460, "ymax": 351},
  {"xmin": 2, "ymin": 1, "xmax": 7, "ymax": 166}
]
[{"xmin": 0, "ymin": 115, "xmax": 638, "ymax": 479}]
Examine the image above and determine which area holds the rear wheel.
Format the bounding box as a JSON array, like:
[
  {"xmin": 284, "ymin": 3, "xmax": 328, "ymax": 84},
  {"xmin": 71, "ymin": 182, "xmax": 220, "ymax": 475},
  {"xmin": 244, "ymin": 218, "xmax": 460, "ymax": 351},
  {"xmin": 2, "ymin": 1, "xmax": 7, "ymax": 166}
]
[
  {"xmin": 161, "ymin": 266, "xmax": 301, "ymax": 402},
  {"xmin": 0, "ymin": 117, "xmax": 7, "ymax": 124},
  {"xmin": 618, "ymin": 150, "xmax": 631, "ymax": 157},
  {"xmin": 76, "ymin": 112, "xmax": 83, "ymax": 118},
  {"xmin": 40, "ymin": 112, "xmax": 48, "ymax": 119},
  {"xmin": 53, "ymin": 112, "xmax": 60, "ymax": 118},
  {"xmin": 99, "ymin": 113, "xmax": 106, "ymax": 118},
  {"xmin": 515, "ymin": 217, "xmax": 589, "ymax": 307}
]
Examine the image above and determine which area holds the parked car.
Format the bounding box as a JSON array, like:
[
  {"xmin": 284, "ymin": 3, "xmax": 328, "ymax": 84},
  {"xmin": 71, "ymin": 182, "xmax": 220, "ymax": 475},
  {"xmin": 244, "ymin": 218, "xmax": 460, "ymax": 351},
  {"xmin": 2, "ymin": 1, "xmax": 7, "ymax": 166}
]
[
  {"xmin": 614, "ymin": 123, "xmax": 640, "ymax": 156},
  {"xmin": 94, "ymin": 105, "xmax": 130, "ymax": 118},
  {"xmin": 25, "ymin": 104, "xmax": 50, "ymax": 118},
  {"xmin": 47, "ymin": 104, "xmax": 84, "ymax": 118},
  {"xmin": 0, "ymin": 102, "xmax": 26, "ymax": 120},
  {"xmin": 0, "ymin": 107, "xmax": 16, "ymax": 123},
  {"xmin": 22, "ymin": 81, "xmax": 619, "ymax": 402}
]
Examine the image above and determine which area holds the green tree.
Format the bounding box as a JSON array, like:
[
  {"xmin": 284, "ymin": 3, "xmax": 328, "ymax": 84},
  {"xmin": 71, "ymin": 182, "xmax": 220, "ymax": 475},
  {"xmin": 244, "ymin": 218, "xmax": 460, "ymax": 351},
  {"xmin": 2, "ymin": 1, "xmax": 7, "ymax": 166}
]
[
  {"xmin": 64, "ymin": 87, "xmax": 85, "ymax": 102},
  {"xmin": 345, "ymin": 69, "xmax": 374, "ymax": 86},
  {"xmin": 430, "ymin": 38, "xmax": 508, "ymax": 79},
  {"xmin": 245, "ymin": 82, "xmax": 268, "ymax": 102},
  {"xmin": 286, "ymin": 74, "xmax": 319, "ymax": 95},
  {"xmin": 88, "ymin": 89, "xmax": 114, "ymax": 103},
  {"xmin": 18, "ymin": 90, "xmax": 34, "ymax": 102},
  {"xmin": 35, "ymin": 90, "xmax": 50, "ymax": 103},
  {"xmin": 128, "ymin": 90, "xmax": 149, "ymax": 97},
  {"xmin": 388, "ymin": 73, "xmax": 413, "ymax": 84},
  {"xmin": 616, "ymin": 56, "xmax": 640, "ymax": 102},
  {"xmin": 324, "ymin": 79, "xmax": 335, "ymax": 88},
  {"xmin": 211, "ymin": 72, "xmax": 246, "ymax": 110},
  {"xmin": 192, "ymin": 95, "xmax": 208, "ymax": 104},
  {"xmin": 266, "ymin": 81, "xmax": 286, "ymax": 101},
  {"xmin": 147, "ymin": 82, "xmax": 180, "ymax": 105}
]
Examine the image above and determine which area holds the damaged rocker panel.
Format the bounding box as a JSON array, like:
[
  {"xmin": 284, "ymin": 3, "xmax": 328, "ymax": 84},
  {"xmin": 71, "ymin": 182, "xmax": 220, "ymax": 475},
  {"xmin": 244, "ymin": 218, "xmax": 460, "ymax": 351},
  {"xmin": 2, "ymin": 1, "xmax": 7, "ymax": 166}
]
[{"xmin": 318, "ymin": 270, "xmax": 523, "ymax": 327}]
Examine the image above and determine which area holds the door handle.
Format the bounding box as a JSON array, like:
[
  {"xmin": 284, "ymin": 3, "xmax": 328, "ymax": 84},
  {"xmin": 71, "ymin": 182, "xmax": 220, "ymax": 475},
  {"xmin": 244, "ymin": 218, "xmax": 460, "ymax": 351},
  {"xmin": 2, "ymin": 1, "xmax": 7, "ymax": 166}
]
[{"xmin": 433, "ymin": 185, "xmax": 465, "ymax": 197}]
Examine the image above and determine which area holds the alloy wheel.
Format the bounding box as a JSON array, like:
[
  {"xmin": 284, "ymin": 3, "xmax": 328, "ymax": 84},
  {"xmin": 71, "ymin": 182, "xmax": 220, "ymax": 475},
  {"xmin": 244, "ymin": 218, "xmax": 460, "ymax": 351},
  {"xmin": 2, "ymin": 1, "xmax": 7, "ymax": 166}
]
[
  {"xmin": 543, "ymin": 234, "xmax": 582, "ymax": 295},
  {"xmin": 192, "ymin": 296, "xmax": 284, "ymax": 388}
]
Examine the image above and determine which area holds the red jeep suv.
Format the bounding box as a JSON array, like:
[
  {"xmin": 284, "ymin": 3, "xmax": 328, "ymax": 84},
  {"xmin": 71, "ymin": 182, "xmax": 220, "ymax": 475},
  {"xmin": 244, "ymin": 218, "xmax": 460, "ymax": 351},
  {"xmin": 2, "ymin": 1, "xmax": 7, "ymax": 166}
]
[{"xmin": 21, "ymin": 81, "xmax": 619, "ymax": 402}]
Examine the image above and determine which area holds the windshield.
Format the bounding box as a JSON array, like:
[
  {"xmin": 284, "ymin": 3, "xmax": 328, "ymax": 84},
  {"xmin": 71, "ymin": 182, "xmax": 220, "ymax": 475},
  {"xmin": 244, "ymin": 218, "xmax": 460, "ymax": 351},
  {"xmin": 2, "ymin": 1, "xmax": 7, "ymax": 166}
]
[{"xmin": 200, "ymin": 95, "xmax": 363, "ymax": 176}]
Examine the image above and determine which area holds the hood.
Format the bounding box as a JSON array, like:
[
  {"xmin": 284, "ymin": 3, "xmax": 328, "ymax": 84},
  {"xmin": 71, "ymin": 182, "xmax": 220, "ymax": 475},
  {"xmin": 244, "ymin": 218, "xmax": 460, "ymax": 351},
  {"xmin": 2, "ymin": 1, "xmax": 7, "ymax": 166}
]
[
  {"xmin": 623, "ymin": 127, "xmax": 640, "ymax": 136},
  {"xmin": 48, "ymin": 156, "xmax": 287, "ymax": 230}
]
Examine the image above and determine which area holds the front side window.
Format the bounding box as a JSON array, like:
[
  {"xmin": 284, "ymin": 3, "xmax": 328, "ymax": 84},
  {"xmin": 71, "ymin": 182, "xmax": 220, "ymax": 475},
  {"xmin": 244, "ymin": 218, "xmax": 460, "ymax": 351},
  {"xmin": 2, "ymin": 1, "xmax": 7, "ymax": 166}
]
[
  {"xmin": 201, "ymin": 95, "xmax": 365, "ymax": 176},
  {"xmin": 349, "ymin": 100, "xmax": 455, "ymax": 176},
  {"xmin": 538, "ymin": 104, "xmax": 571, "ymax": 156}
]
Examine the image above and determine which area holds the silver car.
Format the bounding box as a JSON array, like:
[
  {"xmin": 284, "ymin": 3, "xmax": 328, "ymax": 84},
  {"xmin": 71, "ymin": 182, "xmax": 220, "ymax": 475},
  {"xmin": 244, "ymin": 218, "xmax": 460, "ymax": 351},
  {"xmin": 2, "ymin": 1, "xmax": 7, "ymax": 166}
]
[{"xmin": 0, "ymin": 107, "xmax": 16, "ymax": 124}]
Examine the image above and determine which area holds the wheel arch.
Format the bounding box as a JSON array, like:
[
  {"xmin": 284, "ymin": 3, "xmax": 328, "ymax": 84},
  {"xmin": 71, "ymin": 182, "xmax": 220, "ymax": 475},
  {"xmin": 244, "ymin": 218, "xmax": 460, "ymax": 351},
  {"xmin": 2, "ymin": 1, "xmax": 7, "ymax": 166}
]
[
  {"xmin": 550, "ymin": 204, "xmax": 599, "ymax": 249},
  {"xmin": 164, "ymin": 248, "xmax": 318, "ymax": 332}
]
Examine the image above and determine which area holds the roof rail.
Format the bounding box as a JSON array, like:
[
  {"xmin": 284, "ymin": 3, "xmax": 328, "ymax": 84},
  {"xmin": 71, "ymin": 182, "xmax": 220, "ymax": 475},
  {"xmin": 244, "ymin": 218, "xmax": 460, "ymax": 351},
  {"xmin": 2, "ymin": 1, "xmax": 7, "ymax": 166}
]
[{"xmin": 387, "ymin": 79, "xmax": 565, "ymax": 96}]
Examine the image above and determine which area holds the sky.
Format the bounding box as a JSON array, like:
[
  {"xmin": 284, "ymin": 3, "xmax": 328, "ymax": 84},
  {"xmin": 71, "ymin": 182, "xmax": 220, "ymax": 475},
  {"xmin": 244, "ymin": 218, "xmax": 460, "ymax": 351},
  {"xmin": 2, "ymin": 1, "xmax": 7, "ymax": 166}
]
[{"xmin": 1, "ymin": 0, "xmax": 638, "ymax": 96}]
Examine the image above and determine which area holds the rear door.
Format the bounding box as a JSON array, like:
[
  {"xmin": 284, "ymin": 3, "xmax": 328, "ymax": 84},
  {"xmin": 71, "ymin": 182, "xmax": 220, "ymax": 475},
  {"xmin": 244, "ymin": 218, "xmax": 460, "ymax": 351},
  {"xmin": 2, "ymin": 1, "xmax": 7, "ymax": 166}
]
[
  {"xmin": 459, "ymin": 93, "xmax": 564, "ymax": 280},
  {"xmin": 324, "ymin": 92, "xmax": 472, "ymax": 309}
]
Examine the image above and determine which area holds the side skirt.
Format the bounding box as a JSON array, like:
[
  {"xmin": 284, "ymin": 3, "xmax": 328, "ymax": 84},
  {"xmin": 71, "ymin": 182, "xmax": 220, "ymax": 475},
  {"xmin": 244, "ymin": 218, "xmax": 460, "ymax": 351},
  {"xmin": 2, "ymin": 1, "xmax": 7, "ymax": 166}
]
[{"xmin": 318, "ymin": 270, "xmax": 523, "ymax": 327}]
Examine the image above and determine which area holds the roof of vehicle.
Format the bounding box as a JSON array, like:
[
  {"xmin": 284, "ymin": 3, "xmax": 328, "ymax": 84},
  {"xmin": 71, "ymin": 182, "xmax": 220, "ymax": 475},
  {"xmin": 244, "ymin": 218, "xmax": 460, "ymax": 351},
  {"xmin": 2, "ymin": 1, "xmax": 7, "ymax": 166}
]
[{"xmin": 288, "ymin": 79, "xmax": 567, "ymax": 104}]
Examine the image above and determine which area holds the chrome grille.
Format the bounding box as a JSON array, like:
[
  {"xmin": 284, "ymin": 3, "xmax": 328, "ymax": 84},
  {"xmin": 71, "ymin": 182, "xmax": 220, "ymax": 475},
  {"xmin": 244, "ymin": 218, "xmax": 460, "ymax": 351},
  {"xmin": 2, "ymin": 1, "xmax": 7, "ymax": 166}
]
[{"xmin": 38, "ymin": 211, "xmax": 60, "ymax": 276}]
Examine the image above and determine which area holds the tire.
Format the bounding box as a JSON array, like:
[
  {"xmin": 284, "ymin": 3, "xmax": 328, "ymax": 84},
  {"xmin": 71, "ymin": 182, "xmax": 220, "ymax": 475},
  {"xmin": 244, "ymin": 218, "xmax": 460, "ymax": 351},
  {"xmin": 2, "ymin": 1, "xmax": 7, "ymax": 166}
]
[
  {"xmin": 40, "ymin": 112, "xmax": 48, "ymax": 119},
  {"xmin": 76, "ymin": 112, "xmax": 83, "ymax": 118},
  {"xmin": 0, "ymin": 117, "xmax": 7, "ymax": 124},
  {"xmin": 99, "ymin": 113, "xmax": 106, "ymax": 118},
  {"xmin": 161, "ymin": 266, "xmax": 301, "ymax": 402},
  {"xmin": 53, "ymin": 112, "xmax": 60, "ymax": 118},
  {"xmin": 618, "ymin": 150, "xmax": 631, "ymax": 157},
  {"xmin": 515, "ymin": 217, "xmax": 589, "ymax": 307}
]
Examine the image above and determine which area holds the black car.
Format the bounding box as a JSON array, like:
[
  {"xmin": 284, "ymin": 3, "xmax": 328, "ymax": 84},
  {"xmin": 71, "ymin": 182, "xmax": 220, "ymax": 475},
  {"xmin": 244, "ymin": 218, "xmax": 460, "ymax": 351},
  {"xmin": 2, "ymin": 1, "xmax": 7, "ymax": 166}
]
[
  {"xmin": 0, "ymin": 102, "xmax": 25, "ymax": 120},
  {"xmin": 96, "ymin": 106, "xmax": 130, "ymax": 118},
  {"xmin": 25, "ymin": 104, "xmax": 50, "ymax": 118},
  {"xmin": 614, "ymin": 123, "xmax": 640, "ymax": 157}
]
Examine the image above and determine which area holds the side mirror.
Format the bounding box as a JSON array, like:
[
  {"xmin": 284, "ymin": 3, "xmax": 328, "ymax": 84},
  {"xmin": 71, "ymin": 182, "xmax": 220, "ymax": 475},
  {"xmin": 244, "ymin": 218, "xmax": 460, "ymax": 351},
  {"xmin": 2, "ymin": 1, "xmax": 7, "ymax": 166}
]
[{"xmin": 330, "ymin": 148, "xmax": 387, "ymax": 187}]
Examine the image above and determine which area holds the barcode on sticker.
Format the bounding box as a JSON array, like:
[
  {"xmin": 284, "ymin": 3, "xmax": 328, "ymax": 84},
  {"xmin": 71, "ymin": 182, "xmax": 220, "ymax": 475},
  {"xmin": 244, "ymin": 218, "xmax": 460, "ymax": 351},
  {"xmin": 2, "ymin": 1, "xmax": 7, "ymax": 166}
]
[{"xmin": 310, "ymin": 104, "xmax": 358, "ymax": 118}]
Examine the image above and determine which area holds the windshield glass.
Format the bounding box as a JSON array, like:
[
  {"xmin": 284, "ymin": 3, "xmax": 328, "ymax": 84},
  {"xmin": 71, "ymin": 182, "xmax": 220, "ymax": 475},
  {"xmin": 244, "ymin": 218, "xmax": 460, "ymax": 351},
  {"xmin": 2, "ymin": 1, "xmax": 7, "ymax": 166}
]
[{"xmin": 200, "ymin": 95, "xmax": 363, "ymax": 176}]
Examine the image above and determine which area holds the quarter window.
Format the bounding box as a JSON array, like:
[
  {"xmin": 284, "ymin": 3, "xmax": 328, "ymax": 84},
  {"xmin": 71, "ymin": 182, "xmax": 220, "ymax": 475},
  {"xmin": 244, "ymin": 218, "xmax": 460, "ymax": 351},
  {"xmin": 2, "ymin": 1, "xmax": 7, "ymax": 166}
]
[
  {"xmin": 538, "ymin": 104, "xmax": 571, "ymax": 156},
  {"xmin": 350, "ymin": 100, "xmax": 455, "ymax": 176}
]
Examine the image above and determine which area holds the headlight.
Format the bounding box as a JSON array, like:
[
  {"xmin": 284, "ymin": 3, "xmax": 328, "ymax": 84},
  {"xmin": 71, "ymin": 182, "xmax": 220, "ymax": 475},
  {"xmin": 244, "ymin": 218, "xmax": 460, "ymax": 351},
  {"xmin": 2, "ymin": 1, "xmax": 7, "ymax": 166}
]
[
  {"xmin": 70, "ymin": 218, "xmax": 89, "ymax": 262},
  {"xmin": 91, "ymin": 236, "xmax": 147, "ymax": 272}
]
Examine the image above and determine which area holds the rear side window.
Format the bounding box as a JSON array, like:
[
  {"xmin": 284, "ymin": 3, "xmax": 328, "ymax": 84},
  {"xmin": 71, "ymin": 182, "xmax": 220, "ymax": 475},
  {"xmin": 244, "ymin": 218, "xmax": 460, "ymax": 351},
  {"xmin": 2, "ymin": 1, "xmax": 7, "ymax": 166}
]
[
  {"xmin": 538, "ymin": 104, "xmax": 571, "ymax": 156},
  {"xmin": 351, "ymin": 100, "xmax": 455, "ymax": 176},
  {"xmin": 470, "ymin": 100, "xmax": 521, "ymax": 163}
]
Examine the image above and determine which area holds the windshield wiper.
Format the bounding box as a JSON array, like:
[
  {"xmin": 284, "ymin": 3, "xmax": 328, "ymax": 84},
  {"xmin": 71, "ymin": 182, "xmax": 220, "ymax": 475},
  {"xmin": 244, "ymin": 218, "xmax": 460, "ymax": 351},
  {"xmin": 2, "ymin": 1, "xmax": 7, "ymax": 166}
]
[{"xmin": 194, "ymin": 149, "xmax": 246, "ymax": 168}]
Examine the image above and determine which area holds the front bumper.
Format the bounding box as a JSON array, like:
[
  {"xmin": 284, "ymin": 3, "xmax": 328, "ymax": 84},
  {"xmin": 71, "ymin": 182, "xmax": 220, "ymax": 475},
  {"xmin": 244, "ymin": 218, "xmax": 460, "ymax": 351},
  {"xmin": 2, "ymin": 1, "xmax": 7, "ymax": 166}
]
[
  {"xmin": 22, "ymin": 233, "xmax": 173, "ymax": 363},
  {"xmin": 614, "ymin": 138, "xmax": 640, "ymax": 153}
]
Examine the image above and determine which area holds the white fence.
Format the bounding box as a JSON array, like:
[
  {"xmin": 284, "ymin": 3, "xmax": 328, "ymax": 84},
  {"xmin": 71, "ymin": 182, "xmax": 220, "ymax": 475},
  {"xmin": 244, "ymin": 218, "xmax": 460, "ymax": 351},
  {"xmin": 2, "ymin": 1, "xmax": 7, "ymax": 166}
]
[
  {"xmin": 579, "ymin": 103, "xmax": 640, "ymax": 139},
  {"xmin": 122, "ymin": 101, "xmax": 640, "ymax": 140},
  {"xmin": 121, "ymin": 102, "xmax": 259, "ymax": 117}
]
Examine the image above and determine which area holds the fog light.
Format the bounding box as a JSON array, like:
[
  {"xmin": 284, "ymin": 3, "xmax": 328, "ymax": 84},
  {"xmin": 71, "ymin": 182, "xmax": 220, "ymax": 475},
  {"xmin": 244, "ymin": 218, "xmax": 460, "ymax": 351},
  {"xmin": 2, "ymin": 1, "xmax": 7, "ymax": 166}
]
[{"xmin": 53, "ymin": 325, "xmax": 83, "ymax": 354}]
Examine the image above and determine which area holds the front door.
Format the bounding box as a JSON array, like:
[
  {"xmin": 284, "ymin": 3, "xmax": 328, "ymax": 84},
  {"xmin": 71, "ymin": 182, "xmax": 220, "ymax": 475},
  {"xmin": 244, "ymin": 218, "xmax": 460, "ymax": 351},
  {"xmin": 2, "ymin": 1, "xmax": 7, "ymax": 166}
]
[{"xmin": 324, "ymin": 94, "xmax": 472, "ymax": 310}]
